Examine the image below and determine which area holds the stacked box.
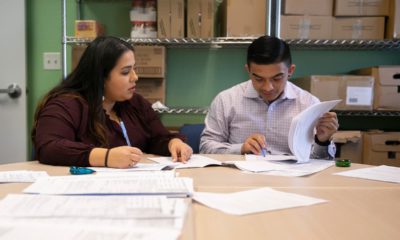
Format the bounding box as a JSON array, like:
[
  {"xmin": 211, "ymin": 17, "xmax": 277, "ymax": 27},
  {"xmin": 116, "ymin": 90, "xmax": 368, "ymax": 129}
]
[
  {"xmin": 221, "ymin": 0, "xmax": 266, "ymax": 37},
  {"xmin": 353, "ymin": 66, "xmax": 400, "ymax": 110},
  {"xmin": 332, "ymin": 17, "xmax": 385, "ymax": 39},
  {"xmin": 332, "ymin": 131, "xmax": 363, "ymax": 163},
  {"xmin": 75, "ymin": 20, "xmax": 105, "ymax": 39},
  {"xmin": 363, "ymin": 132, "xmax": 400, "ymax": 167},
  {"xmin": 333, "ymin": 0, "xmax": 389, "ymax": 40},
  {"xmin": 386, "ymin": 0, "xmax": 400, "ymax": 39},
  {"xmin": 134, "ymin": 45, "xmax": 166, "ymax": 103},
  {"xmin": 281, "ymin": 0, "xmax": 333, "ymax": 39},
  {"xmin": 187, "ymin": 0, "xmax": 214, "ymax": 38},
  {"xmin": 281, "ymin": 16, "xmax": 333, "ymax": 39},
  {"xmin": 295, "ymin": 75, "xmax": 374, "ymax": 110},
  {"xmin": 157, "ymin": 0, "xmax": 184, "ymax": 38}
]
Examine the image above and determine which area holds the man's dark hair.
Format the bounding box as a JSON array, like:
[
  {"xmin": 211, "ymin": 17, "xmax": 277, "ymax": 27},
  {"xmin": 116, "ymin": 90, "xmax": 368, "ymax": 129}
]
[{"xmin": 247, "ymin": 36, "xmax": 292, "ymax": 67}]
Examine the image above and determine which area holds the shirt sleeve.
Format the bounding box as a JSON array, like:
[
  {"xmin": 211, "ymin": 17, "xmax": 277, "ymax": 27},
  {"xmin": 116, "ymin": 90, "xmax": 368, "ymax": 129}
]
[
  {"xmin": 310, "ymin": 141, "xmax": 336, "ymax": 160},
  {"xmin": 200, "ymin": 94, "xmax": 242, "ymax": 154},
  {"xmin": 34, "ymin": 97, "xmax": 95, "ymax": 166}
]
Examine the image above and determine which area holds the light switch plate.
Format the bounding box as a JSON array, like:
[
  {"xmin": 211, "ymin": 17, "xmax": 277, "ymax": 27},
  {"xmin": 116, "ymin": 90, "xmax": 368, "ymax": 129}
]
[{"xmin": 43, "ymin": 52, "xmax": 61, "ymax": 70}]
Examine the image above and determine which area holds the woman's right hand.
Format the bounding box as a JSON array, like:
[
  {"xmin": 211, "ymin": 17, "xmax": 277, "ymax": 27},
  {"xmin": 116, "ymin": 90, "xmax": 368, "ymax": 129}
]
[{"xmin": 107, "ymin": 146, "xmax": 143, "ymax": 169}]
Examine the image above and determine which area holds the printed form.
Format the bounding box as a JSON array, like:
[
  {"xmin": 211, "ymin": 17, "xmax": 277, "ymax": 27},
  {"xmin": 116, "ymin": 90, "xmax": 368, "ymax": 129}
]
[{"xmin": 23, "ymin": 173, "xmax": 193, "ymax": 197}]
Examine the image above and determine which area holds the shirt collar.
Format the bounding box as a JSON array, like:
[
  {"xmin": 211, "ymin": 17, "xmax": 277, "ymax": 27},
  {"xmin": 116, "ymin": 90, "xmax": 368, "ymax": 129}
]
[{"xmin": 243, "ymin": 80, "xmax": 298, "ymax": 101}]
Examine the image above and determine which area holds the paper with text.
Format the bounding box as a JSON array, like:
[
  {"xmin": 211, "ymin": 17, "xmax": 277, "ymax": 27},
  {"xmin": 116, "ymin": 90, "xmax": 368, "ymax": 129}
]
[
  {"xmin": 193, "ymin": 187, "xmax": 327, "ymax": 215},
  {"xmin": 23, "ymin": 174, "xmax": 193, "ymax": 197},
  {"xmin": 0, "ymin": 194, "xmax": 188, "ymax": 219},
  {"xmin": 237, "ymin": 156, "xmax": 334, "ymax": 176},
  {"xmin": 334, "ymin": 165, "xmax": 400, "ymax": 184},
  {"xmin": 0, "ymin": 170, "xmax": 48, "ymax": 183},
  {"xmin": 0, "ymin": 223, "xmax": 180, "ymax": 240},
  {"xmin": 88, "ymin": 163, "xmax": 171, "ymax": 173},
  {"xmin": 288, "ymin": 100, "xmax": 341, "ymax": 163},
  {"xmin": 148, "ymin": 155, "xmax": 222, "ymax": 169}
]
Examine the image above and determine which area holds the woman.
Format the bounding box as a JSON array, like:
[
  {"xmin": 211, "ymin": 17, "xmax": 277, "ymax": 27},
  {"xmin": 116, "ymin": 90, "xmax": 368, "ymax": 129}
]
[{"xmin": 32, "ymin": 36, "xmax": 192, "ymax": 168}]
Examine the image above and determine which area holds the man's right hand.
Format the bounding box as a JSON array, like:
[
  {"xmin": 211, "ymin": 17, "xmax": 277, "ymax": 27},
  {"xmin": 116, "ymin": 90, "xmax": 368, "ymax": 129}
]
[{"xmin": 241, "ymin": 134, "xmax": 266, "ymax": 155}]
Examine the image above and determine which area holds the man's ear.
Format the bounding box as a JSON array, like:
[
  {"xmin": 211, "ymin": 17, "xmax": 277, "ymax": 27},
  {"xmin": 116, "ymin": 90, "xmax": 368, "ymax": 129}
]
[
  {"xmin": 288, "ymin": 64, "xmax": 296, "ymax": 77},
  {"xmin": 245, "ymin": 64, "xmax": 250, "ymax": 74}
]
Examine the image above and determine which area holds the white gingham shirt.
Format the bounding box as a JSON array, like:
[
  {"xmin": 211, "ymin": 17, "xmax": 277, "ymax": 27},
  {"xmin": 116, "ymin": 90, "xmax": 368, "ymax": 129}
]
[{"xmin": 200, "ymin": 80, "xmax": 334, "ymax": 159}]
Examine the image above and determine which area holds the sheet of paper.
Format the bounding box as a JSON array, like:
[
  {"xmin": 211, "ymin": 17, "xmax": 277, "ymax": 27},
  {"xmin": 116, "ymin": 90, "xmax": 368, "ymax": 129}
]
[
  {"xmin": 235, "ymin": 158, "xmax": 334, "ymax": 177},
  {"xmin": 0, "ymin": 223, "xmax": 180, "ymax": 240},
  {"xmin": 23, "ymin": 174, "xmax": 193, "ymax": 197},
  {"xmin": 288, "ymin": 100, "xmax": 341, "ymax": 163},
  {"xmin": 0, "ymin": 194, "xmax": 188, "ymax": 219},
  {"xmin": 245, "ymin": 154, "xmax": 296, "ymax": 161},
  {"xmin": 193, "ymin": 187, "xmax": 327, "ymax": 215},
  {"xmin": 0, "ymin": 170, "xmax": 49, "ymax": 183},
  {"xmin": 334, "ymin": 165, "xmax": 400, "ymax": 184},
  {"xmin": 0, "ymin": 215, "xmax": 184, "ymax": 232},
  {"xmin": 88, "ymin": 163, "xmax": 171, "ymax": 173},
  {"xmin": 148, "ymin": 155, "xmax": 222, "ymax": 169}
]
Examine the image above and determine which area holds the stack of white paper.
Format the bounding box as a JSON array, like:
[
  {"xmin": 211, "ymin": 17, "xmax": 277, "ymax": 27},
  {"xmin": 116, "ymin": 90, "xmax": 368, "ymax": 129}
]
[
  {"xmin": 234, "ymin": 156, "xmax": 334, "ymax": 177},
  {"xmin": 23, "ymin": 173, "xmax": 193, "ymax": 197},
  {"xmin": 148, "ymin": 155, "xmax": 222, "ymax": 169},
  {"xmin": 0, "ymin": 223, "xmax": 180, "ymax": 240},
  {"xmin": 0, "ymin": 170, "xmax": 48, "ymax": 183},
  {"xmin": 0, "ymin": 194, "xmax": 188, "ymax": 219},
  {"xmin": 288, "ymin": 100, "xmax": 341, "ymax": 163}
]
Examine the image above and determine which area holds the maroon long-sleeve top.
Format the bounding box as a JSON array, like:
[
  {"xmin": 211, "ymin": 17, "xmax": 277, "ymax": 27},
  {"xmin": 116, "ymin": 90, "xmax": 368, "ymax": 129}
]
[{"xmin": 34, "ymin": 94, "xmax": 183, "ymax": 166}]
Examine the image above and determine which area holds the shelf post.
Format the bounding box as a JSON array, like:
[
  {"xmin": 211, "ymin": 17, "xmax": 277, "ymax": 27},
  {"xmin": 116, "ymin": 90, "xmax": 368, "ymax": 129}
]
[
  {"xmin": 61, "ymin": 0, "xmax": 67, "ymax": 79},
  {"xmin": 269, "ymin": 0, "xmax": 281, "ymax": 37}
]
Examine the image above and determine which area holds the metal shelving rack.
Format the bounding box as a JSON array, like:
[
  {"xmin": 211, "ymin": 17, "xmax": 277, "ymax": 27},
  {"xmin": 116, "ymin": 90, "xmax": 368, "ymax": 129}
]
[
  {"xmin": 61, "ymin": 0, "xmax": 400, "ymax": 121},
  {"xmin": 66, "ymin": 36, "xmax": 400, "ymax": 50},
  {"xmin": 61, "ymin": 0, "xmax": 400, "ymax": 78}
]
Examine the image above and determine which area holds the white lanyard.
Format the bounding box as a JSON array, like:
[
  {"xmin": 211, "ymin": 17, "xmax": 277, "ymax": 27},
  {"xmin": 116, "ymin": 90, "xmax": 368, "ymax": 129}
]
[{"xmin": 119, "ymin": 121, "xmax": 131, "ymax": 146}]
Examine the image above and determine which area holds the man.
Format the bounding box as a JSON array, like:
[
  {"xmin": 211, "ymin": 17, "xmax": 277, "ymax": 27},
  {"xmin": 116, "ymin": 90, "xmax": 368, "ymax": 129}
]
[{"xmin": 200, "ymin": 36, "xmax": 338, "ymax": 159}]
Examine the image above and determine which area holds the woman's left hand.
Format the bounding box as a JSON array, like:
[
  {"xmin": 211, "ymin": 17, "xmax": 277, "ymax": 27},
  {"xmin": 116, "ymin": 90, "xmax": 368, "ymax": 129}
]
[{"xmin": 168, "ymin": 138, "xmax": 193, "ymax": 163}]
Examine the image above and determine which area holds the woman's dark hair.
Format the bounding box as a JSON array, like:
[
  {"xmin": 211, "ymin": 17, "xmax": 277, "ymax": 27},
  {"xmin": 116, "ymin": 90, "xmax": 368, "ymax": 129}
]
[
  {"xmin": 247, "ymin": 36, "xmax": 292, "ymax": 67},
  {"xmin": 32, "ymin": 36, "xmax": 134, "ymax": 146}
]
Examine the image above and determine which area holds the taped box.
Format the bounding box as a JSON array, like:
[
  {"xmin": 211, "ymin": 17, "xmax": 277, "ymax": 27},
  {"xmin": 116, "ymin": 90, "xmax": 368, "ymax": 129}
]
[
  {"xmin": 332, "ymin": 131, "xmax": 363, "ymax": 163},
  {"xmin": 363, "ymin": 131, "xmax": 400, "ymax": 167}
]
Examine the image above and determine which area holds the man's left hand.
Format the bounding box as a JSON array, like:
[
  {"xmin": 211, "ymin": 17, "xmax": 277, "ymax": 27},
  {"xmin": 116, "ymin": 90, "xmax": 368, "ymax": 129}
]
[{"xmin": 316, "ymin": 112, "xmax": 339, "ymax": 142}]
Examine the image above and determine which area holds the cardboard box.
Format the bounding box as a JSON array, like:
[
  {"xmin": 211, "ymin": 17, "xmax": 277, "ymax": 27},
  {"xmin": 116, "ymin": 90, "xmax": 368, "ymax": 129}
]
[
  {"xmin": 332, "ymin": 17, "xmax": 385, "ymax": 39},
  {"xmin": 171, "ymin": 0, "xmax": 184, "ymax": 37},
  {"xmin": 332, "ymin": 131, "xmax": 363, "ymax": 163},
  {"xmin": 386, "ymin": 0, "xmax": 400, "ymax": 39},
  {"xmin": 353, "ymin": 66, "xmax": 400, "ymax": 110},
  {"xmin": 280, "ymin": 16, "xmax": 333, "ymax": 39},
  {"xmin": 134, "ymin": 46, "xmax": 166, "ymax": 78},
  {"xmin": 71, "ymin": 45, "xmax": 87, "ymax": 70},
  {"xmin": 187, "ymin": 0, "xmax": 214, "ymax": 38},
  {"xmin": 187, "ymin": 0, "xmax": 201, "ymax": 38},
  {"xmin": 157, "ymin": 0, "xmax": 184, "ymax": 38},
  {"xmin": 201, "ymin": 0, "xmax": 215, "ymax": 38},
  {"xmin": 221, "ymin": 0, "xmax": 266, "ymax": 37},
  {"xmin": 283, "ymin": 0, "xmax": 333, "ymax": 16},
  {"xmin": 334, "ymin": 0, "xmax": 390, "ymax": 16},
  {"xmin": 75, "ymin": 20, "xmax": 105, "ymax": 39},
  {"xmin": 295, "ymin": 75, "xmax": 374, "ymax": 110},
  {"xmin": 135, "ymin": 78, "xmax": 165, "ymax": 103},
  {"xmin": 363, "ymin": 131, "xmax": 400, "ymax": 167}
]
